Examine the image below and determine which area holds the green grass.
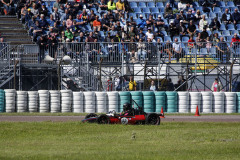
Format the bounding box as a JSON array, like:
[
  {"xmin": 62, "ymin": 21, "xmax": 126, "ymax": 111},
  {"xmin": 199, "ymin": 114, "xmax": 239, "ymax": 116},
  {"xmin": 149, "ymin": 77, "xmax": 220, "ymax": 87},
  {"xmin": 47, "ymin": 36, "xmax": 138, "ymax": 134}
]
[{"xmin": 0, "ymin": 122, "xmax": 240, "ymax": 160}]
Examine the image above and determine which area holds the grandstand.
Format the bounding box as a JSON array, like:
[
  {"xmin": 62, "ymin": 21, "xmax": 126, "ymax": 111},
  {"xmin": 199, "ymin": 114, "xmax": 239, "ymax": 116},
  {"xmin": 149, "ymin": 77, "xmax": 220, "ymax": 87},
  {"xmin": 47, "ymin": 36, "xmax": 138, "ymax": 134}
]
[{"xmin": 0, "ymin": 0, "xmax": 240, "ymax": 91}]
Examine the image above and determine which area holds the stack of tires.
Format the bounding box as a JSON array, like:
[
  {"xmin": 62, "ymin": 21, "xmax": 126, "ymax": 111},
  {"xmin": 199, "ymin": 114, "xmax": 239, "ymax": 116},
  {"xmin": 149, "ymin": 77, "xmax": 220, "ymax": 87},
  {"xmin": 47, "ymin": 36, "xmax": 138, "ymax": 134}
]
[
  {"xmin": 5, "ymin": 89, "xmax": 16, "ymax": 113},
  {"xmin": 60, "ymin": 90, "xmax": 72, "ymax": 113},
  {"xmin": 0, "ymin": 90, "xmax": 5, "ymax": 112},
  {"xmin": 225, "ymin": 92, "xmax": 237, "ymax": 113},
  {"xmin": 154, "ymin": 92, "xmax": 166, "ymax": 112},
  {"xmin": 213, "ymin": 92, "xmax": 224, "ymax": 113},
  {"xmin": 189, "ymin": 92, "xmax": 201, "ymax": 113},
  {"xmin": 201, "ymin": 92, "xmax": 212, "ymax": 113},
  {"xmin": 95, "ymin": 92, "xmax": 107, "ymax": 113},
  {"xmin": 16, "ymin": 91, "xmax": 28, "ymax": 112},
  {"xmin": 119, "ymin": 92, "xmax": 131, "ymax": 112},
  {"xmin": 178, "ymin": 92, "xmax": 189, "ymax": 113},
  {"xmin": 72, "ymin": 92, "xmax": 84, "ymax": 113},
  {"xmin": 38, "ymin": 90, "xmax": 49, "ymax": 113},
  {"xmin": 130, "ymin": 91, "xmax": 143, "ymax": 108},
  {"xmin": 143, "ymin": 91, "xmax": 155, "ymax": 113},
  {"xmin": 107, "ymin": 91, "xmax": 119, "ymax": 112},
  {"xmin": 237, "ymin": 92, "xmax": 240, "ymax": 113},
  {"xmin": 49, "ymin": 90, "xmax": 61, "ymax": 113},
  {"xmin": 84, "ymin": 92, "xmax": 96, "ymax": 113},
  {"xmin": 166, "ymin": 91, "xmax": 178, "ymax": 113},
  {"xmin": 28, "ymin": 91, "xmax": 38, "ymax": 112}
]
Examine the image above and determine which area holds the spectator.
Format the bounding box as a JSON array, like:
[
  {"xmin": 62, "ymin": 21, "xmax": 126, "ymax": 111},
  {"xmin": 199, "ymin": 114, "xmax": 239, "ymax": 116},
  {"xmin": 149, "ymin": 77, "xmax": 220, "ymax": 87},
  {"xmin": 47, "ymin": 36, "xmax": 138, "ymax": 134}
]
[
  {"xmin": 156, "ymin": 15, "xmax": 165, "ymax": 31},
  {"xmin": 188, "ymin": 34, "xmax": 195, "ymax": 52},
  {"xmin": 86, "ymin": 32, "xmax": 95, "ymax": 42},
  {"xmin": 211, "ymin": 78, "xmax": 222, "ymax": 92},
  {"xmin": 232, "ymin": 8, "xmax": 240, "ymax": 26},
  {"xmin": 32, "ymin": 20, "xmax": 42, "ymax": 42},
  {"xmin": 164, "ymin": 40, "xmax": 173, "ymax": 62},
  {"xmin": 146, "ymin": 14, "xmax": 154, "ymax": 29},
  {"xmin": 39, "ymin": 14, "xmax": 48, "ymax": 31},
  {"xmin": 194, "ymin": 10, "xmax": 202, "ymax": 25},
  {"xmin": 65, "ymin": 27, "xmax": 74, "ymax": 41},
  {"xmin": 128, "ymin": 37, "xmax": 136, "ymax": 53},
  {"xmin": 116, "ymin": 0, "xmax": 124, "ymax": 12},
  {"xmin": 31, "ymin": 3, "xmax": 39, "ymax": 17},
  {"xmin": 179, "ymin": 10, "xmax": 187, "ymax": 23},
  {"xmin": 231, "ymin": 33, "xmax": 240, "ymax": 50},
  {"xmin": 137, "ymin": 38, "xmax": 147, "ymax": 61},
  {"xmin": 178, "ymin": 20, "xmax": 187, "ymax": 39},
  {"xmin": 89, "ymin": 10, "xmax": 96, "ymax": 24},
  {"xmin": 52, "ymin": 8, "xmax": 61, "ymax": 23},
  {"xmin": 137, "ymin": 14, "xmax": 146, "ymax": 29},
  {"xmin": 209, "ymin": 17, "xmax": 220, "ymax": 31},
  {"xmin": 101, "ymin": 13, "xmax": 111, "ymax": 31},
  {"xmin": 196, "ymin": 32, "xmax": 205, "ymax": 49},
  {"xmin": 216, "ymin": 37, "xmax": 230, "ymax": 62},
  {"xmin": 48, "ymin": 14, "xmax": 55, "ymax": 27},
  {"xmin": 93, "ymin": 15, "xmax": 101, "ymax": 31},
  {"xmin": 164, "ymin": 3, "xmax": 174, "ymax": 19},
  {"xmin": 129, "ymin": 49, "xmax": 138, "ymax": 63},
  {"xmin": 37, "ymin": 35, "xmax": 46, "ymax": 63},
  {"xmin": 222, "ymin": 8, "xmax": 233, "ymax": 24},
  {"xmin": 107, "ymin": 10, "xmax": 115, "ymax": 23},
  {"xmin": 149, "ymin": 80, "xmax": 157, "ymax": 91},
  {"xmin": 145, "ymin": 28, "xmax": 154, "ymax": 41},
  {"xmin": 199, "ymin": 14, "xmax": 208, "ymax": 31},
  {"xmin": 178, "ymin": 0, "xmax": 193, "ymax": 11},
  {"xmin": 200, "ymin": 27, "xmax": 208, "ymax": 41},
  {"xmin": 128, "ymin": 26, "xmax": 136, "ymax": 39},
  {"xmin": 206, "ymin": 36, "xmax": 212, "ymax": 52},
  {"xmin": 186, "ymin": 9, "xmax": 195, "ymax": 23},
  {"xmin": 168, "ymin": 21, "xmax": 179, "ymax": 39},
  {"xmin": 212, "ymin": 33, "xmax": 220, "ymax": 46},
  {"xmin": 175, "ymin": 76, "xmax": 187, "ymax": 91},
  {"xmin": 2, "ymin": 0, "xmax": 13, "ymax": 15},
  {"xmin": 173, "ymin": 38, "xmax": 183, "ymax": 62},
  {"xmin": 66, "ymin": 15, "xmax": 73, "ymax": 28},
  {"xmin": 98, "ymin": 0, "xmax": 108, "ymax": 14},
  {"xmin": 58, "ymin": 4, "xmax": 65, "ymax": 15},
  {"xmin": 107, "ymin": 77, "xmax": 113, "ymax": 91},
  {"xmin": 60, "ymin": 9, "xmax": 69, "ymax": 21},
  {"xmin": 187, "ymin": 20, "xmax": 196, "ymax": 35},
  {"xmin": 38, "ymin": 4, "xmax": 48, "ymax": 17},
  {"xmin": 199, "ymin": 0, "xmax": 216, "ymax": 12},
  {"xmin": 174, "ymin": 14, "xmax": 181, "ymax": 26},
  {"xmin": 47, "ymin": 36, "xmax": 58, "ymax": 59},
  {"xmin": 53, "ymin": 0, "xmax": 61, "ymax": 10},
  {"xmin": 107, "ymin": 0, "xmax": 116, "ymax": 11},
  {"xmin": 20, "ymin": 4, "xmax": 28, "ymax": 23},
  {"xmin": 167, "ymin": 78, "xmax": 174, "ymax": 91},
  {"xmin": 128, "ymin": 76, "xmax": 137, "ymax": 91}
]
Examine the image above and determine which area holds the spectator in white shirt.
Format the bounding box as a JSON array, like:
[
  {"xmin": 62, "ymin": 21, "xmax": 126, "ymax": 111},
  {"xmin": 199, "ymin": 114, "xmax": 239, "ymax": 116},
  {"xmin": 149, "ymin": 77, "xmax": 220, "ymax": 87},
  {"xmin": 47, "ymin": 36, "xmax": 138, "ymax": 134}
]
[
  {"xmin": 145, "ymin": 28, "xmax": 154, "ymax": 40},
  {"xmin": 199, "ymin": 14, "xmax": 208, "ymax": 31},
  {"xmin": 173, "ymin": 38, "xmax": 183, "ymax": 62}
]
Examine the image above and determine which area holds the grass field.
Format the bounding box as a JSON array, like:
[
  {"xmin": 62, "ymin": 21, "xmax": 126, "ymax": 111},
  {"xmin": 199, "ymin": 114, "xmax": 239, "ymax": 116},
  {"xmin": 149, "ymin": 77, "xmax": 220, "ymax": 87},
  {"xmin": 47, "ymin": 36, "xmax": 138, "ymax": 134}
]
[{"xmin": 0, "ymin": 122, "xmax": 240, "ymax": 160}]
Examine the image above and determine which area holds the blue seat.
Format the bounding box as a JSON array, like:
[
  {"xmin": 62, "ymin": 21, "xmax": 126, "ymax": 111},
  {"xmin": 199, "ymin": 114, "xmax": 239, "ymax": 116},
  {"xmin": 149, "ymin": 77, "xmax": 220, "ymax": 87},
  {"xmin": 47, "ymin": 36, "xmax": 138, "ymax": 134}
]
[
  {"xmin": 156, "ymin": 37, "xmax": 163, "ymax": 42},
  {"xmin": 200, "ymin": 48, "xmax": 208, "ymax": 55},
  {"xmin": 227, "ymin": 1, "xmax": 235, "ymax": 7},
  {"xmin": 147, "ymin": 2, "xmax": 155, "ymax": 8},
  {"xmin": 129, "ymin": 13, "xmax": 137, "ymax": 20},
  {"xmin": 213, "ymin": 7, "xmax": 221, "ymax": 13},
  {"xmin": 91, "ymin": 8, "xmax": 97, "ymax": 13},
  {"xmin": 160, "ymin": 8, "xmax": 165, "ymax": 13},
  {"xmin": 134, "ymin": 8, "xmax": 142, "ymax": 14},
  {"xmin": 235, "ymin": 48, "xmax": 240, "ymax": 55},
  {"xmin": 137, "ymin": 13, "xmax": 146, "ymax": 19},
  {"xmin": 164, "ymin": 36, "xmax": 172, "ymax": 42},
  {"xmin": 231, "ymin": 30, "xmax": 239, "ymax": 35},
  {"xmin": 183, "ymin": 48, "xmax": 189, "ymax": 54},
  {"xmin": 192, "ymin": 2, "xmax": 199, "ymax": 7},
  {"xmin": 227, "ymin": 24, "xmax": 235, "ymax": 31},
  {"xmin": 225, "ymin": 36, "xmax": 232, "ymax": 42},
  {"xmin": 195, "ymin": 7, "xmax": 203, "ymax": 12},
  {"xmin": 222, "ymin": 30, "xmax": 230, "ymax": 36},
  {"xmin": 181, "ymin": 36, "xmax": 189, "ymax": 42},
  {"xmin": 217, "ymin": 1, "xmax": 225, "ymax": 8},
  {"xmin": 130, "ymin": 2, "xmax": 137, "ymax": 8},
  {"xmin": 236, "ymin": 24, "xmax": 240, "ymax": 30},
  {"xmin": 156, "ymin": 2, "xmax": 164, "ymax": 8},
  {"xmin": 142, "ymin": 8, "xmax": 151, "ymax": 14},
  {"xmin": 85, "ymin": 24, "xmax": 92, "ymax": 32},
  {"xmin": 161, "ymin": 31, "xmax": 167, "ymax": 36},
  {"xmin": 207, "ymin": 30, "xmax": 212, "ymax": 36},
  {"xmin": 151, "ymin": 8, "xmax": 159, "ymax": 14},
  {"xmin": 209, "ymin": 12, "xmax": 216, "ymax": 19},
  {"xmin": 219, "ymin": 24, "xmax": 226, "ymax": 31},
  {"xmin": 173, "ymin": 36, "xmax": 181, "ymax": 42},
  {"xmin": 139, "ymin": 2, "xmax": 146, "ymax": 8},
  {"xmin": 221, "ymin": 7, "xmax": 228, "ymax": 12},
  {"xmin": 213, "ymin": 30, "xmax": 221, "ymax": 36},
  {"xmin": 210, "ymin": 47, "xmax": 217, "ymax": 55}
]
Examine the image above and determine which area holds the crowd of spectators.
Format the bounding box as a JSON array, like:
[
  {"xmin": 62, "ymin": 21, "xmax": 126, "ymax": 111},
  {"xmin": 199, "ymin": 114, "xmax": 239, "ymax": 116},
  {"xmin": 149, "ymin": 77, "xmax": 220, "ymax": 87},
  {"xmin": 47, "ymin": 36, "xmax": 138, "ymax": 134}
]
[{"xmin": 1, "ymin": 0, "xmax": 240, "ymax": 63}]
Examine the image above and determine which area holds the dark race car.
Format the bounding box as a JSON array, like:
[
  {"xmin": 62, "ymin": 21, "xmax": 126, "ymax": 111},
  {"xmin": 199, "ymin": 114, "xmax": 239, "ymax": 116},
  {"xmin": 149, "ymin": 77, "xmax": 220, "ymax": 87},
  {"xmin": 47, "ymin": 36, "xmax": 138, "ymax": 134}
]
[{"xmin": 82, "ymin": 100, "xmax": 162, "ymax": 125}]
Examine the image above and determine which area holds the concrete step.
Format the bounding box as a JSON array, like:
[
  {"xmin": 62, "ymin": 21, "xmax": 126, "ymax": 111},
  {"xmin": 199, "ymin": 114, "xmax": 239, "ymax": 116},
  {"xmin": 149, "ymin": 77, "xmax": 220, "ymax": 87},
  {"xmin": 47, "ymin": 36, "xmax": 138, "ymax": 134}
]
[{"xmin": 0, "ymin": 23, "xmax": 23, "ymax": 27}]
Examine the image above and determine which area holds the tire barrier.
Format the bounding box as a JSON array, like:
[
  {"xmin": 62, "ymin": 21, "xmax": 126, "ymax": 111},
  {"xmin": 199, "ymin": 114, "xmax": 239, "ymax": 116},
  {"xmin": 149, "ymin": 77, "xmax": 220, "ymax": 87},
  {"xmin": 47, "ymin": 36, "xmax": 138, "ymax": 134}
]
[
  {"xmin": 178, "ymin": 92, "xmax": 189, "ymax": 113},
  {"xmin": 119, "ymin": 92, "xmax": 131, "ymax": 112},
  {"xmin": 5, "ymin": 89, "xmax": 16, "ymax": 113},
  {"xmin": 28, "ymin": 91, "xmax": 38, "ymax": 112},
  {"xmin": 166, "ymin": 91, "xmax": 178, "ymax": 113},
  {"xmin": 154, "ymin": 92, "xmax": 166, "ymax": 112},
  {"xmin": 213, "ymin": 92, "xmax": 224, "ymax": 113},
  {"xmin": 225, "ymin": 92, "xmax": 237, "ymax": 113},
  {"xmin": 107, "ymin": 91, "xmax": 119, "ymax": 112},
  {"xmin": 143, "ymin": 91, "xmax": 155, "ymax": 113},
  {"xmin": 38, "ymin": 90, "xmax": 49, "ymax": 113},
  {"xmin": 16, "ymin": 91, "xmax": 28, "ymax": 112},
  {"xmin": 72, "ymin": 92, "xmax": 83, "ymax": 113},
  {"xmin": 201, "ymin": 92, "xmax": 213, "ymax": 113},
  {"xmin": 237, "ymin": 92, "xmax": 240, "ymax": 113},
  {"xmin": 0, "ymin": 89, "xmax": 5, "ymax": 112},
  {"xmin": 95, "ymin": 92, "xmax": 107, "ymax": 113},
  {"xmin": 84, "ymin": 92, "xmax": 96, "ymax": 113},
  {"xmin": 60, "ymin": 90, "xmax": 72, "ymax": 113},
  {"xmin": 49, "ymin": 90, "xmax": 60, "ymax": 113},
  {"xmin": 189, "ymin": 92, "xmax": 201, "ymax": 113},
  {"xmin": 131, "ymin": 91, "xmax": 143, "ymax": 108}
]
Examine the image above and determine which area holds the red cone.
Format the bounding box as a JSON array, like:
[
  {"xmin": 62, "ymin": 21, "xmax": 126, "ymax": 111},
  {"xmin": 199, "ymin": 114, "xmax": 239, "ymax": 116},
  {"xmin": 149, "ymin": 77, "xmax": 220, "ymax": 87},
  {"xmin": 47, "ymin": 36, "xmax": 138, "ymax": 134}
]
[
  {"xmin": 194, "ymin": 105, "xmax": 200, "ymax": 116},
  {"xmin": 160, "ymin": 107, "xmax": 165, "ymax": 118}
]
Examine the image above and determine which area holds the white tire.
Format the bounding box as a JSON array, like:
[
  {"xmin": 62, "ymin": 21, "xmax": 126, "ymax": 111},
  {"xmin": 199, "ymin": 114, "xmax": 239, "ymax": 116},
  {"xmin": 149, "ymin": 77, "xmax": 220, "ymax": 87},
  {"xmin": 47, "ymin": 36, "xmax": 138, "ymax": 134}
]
[
  {"xmin": 73, "ymin": 109, "xmax": 83, "ymax": 113},
  {"xmin": 83, "ymin": 92, "xmax": 95, "ymax": 96},
  {"xmin": 214, "ymin": 101, "xmax": 223, "ymax": 105},
  {"xmin": 85, "ymin": 109, "xmax": 96, "ymax": 113},
  {"xmin": 179, "ymin": 108, "xmax": 189, "ymax": 113},
  {"xmin": 84, "ymin": 101, "xmax": 95, "ymax": 105},
  {"xmin": 178, "ymin": 92, "xmax": 189, "ymax": 96},
  {"xmin": 38, "ymin": 90, "xmax": 49, "ymax": 94},
  {"xmin": 60, "ymin": 90, "xmax": 73, "ymax": 93},
  {"xmin": 16, "ymin": 91, "xmax": 27, "ymax": 95},
  {"xmin": 201, "ymin": 92, "xmax": 212, "ymax": 96},
  {"xmin": 225, "ymin": 96, "xmax": 236, "ymax": 101},
  {"xmin": 5, "ymin": 93, "xmax": 16, "ymax": 97},
  {"xmin": 224, "ymin": 92, "xmax": 236, "ymax": 97},
  {"xmin": 107, "ymin": 91, "xmax": 119, "ymax": 96},
  {"xmin": 72, "ymin": 101, "xmax": 83, "ymax": 105}
]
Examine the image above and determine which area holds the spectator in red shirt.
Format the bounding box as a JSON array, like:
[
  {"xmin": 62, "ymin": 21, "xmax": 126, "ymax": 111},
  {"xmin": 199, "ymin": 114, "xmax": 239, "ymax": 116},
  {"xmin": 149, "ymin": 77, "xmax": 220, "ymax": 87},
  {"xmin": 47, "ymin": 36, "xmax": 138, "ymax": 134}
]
[
  {"xmin": 231, "ymin": 33, "xmax": 240, "ymax": 50},
  {"xmin": 188, "ymin": 34, "xmax": 195, "ymax": 53},
  {"xmin": 93, "ymin": 15, "xmax": 101, "ymax": 31}
]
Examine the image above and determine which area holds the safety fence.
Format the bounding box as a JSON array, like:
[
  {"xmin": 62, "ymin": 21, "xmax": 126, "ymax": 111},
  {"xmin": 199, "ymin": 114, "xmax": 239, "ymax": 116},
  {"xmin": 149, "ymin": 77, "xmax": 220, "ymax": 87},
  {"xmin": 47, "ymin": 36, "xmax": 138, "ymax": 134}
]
[{"xmin": 1, "ymin": 89, "xmax": 240, "ymax": 113}]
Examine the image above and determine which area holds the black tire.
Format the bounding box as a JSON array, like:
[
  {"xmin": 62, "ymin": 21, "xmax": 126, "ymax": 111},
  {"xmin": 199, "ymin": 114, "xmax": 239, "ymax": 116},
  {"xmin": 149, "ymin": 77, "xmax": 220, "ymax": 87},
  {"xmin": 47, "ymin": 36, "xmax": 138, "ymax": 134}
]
[
  {"xmin": 85, "ymin": 113, "xmax": 98, "ymax": 119},
  {"xmin": 146, "ymin": 114, "xmax": 160, "ymax": 125},
  {"xmin": 97, "ymin": 114, "xmax": 110, "ymax": 124}
]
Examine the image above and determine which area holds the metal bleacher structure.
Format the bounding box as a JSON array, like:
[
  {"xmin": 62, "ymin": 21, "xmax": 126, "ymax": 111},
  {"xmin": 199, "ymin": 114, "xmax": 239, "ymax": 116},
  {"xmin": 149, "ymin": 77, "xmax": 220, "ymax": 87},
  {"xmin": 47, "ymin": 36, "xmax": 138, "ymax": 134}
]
[{"xmin": 1, "ymin": 0, "xmax": 240, "ymax": 91}]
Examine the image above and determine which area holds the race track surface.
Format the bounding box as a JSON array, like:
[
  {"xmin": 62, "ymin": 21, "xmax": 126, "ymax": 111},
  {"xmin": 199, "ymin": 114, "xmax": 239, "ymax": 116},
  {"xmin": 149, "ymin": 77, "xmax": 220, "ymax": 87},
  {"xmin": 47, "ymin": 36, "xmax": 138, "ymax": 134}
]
[{"xmin": 0, "ymin": 115, "xmax": 240, "ymax": 122}]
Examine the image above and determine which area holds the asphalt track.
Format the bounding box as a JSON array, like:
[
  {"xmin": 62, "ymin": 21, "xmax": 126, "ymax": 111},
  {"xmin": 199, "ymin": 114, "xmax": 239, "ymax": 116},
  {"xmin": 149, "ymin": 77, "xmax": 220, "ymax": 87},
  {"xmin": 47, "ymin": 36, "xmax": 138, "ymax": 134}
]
[{"xmin": 0, "ymin": 115, "xmax": 240, "ymax": 122}]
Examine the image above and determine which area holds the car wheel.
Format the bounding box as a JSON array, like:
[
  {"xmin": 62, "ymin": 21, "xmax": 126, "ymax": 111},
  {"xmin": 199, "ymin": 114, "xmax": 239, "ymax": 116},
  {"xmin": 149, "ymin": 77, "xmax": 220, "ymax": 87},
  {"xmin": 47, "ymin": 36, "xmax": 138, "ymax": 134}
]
[
  {"xmin": 85, "ymin": 113, "xmax": 98, "ymax": 119},
  {"xmin": 97, "ymin": 115, "xmax": 110, "ymax": 124},
  {"xmin": 146, "ymin": 114, "xmax": 160, "ymax": 125}
]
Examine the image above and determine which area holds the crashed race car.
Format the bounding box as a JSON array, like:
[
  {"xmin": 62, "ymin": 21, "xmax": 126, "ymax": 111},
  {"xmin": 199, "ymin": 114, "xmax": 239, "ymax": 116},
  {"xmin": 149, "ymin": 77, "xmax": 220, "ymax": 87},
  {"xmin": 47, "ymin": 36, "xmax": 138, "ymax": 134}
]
[{"xmin": 82, "ymin": 100, "xmax": 162, "ymax": 125}]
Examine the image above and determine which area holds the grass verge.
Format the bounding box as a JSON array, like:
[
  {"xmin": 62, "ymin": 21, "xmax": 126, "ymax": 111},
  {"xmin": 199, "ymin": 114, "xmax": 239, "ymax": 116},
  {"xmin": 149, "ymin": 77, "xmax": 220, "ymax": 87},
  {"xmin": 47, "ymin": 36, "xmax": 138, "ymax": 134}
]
[{"xmin": 0, "ymin": 122, "xmax": 239, "ymax": 160}]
